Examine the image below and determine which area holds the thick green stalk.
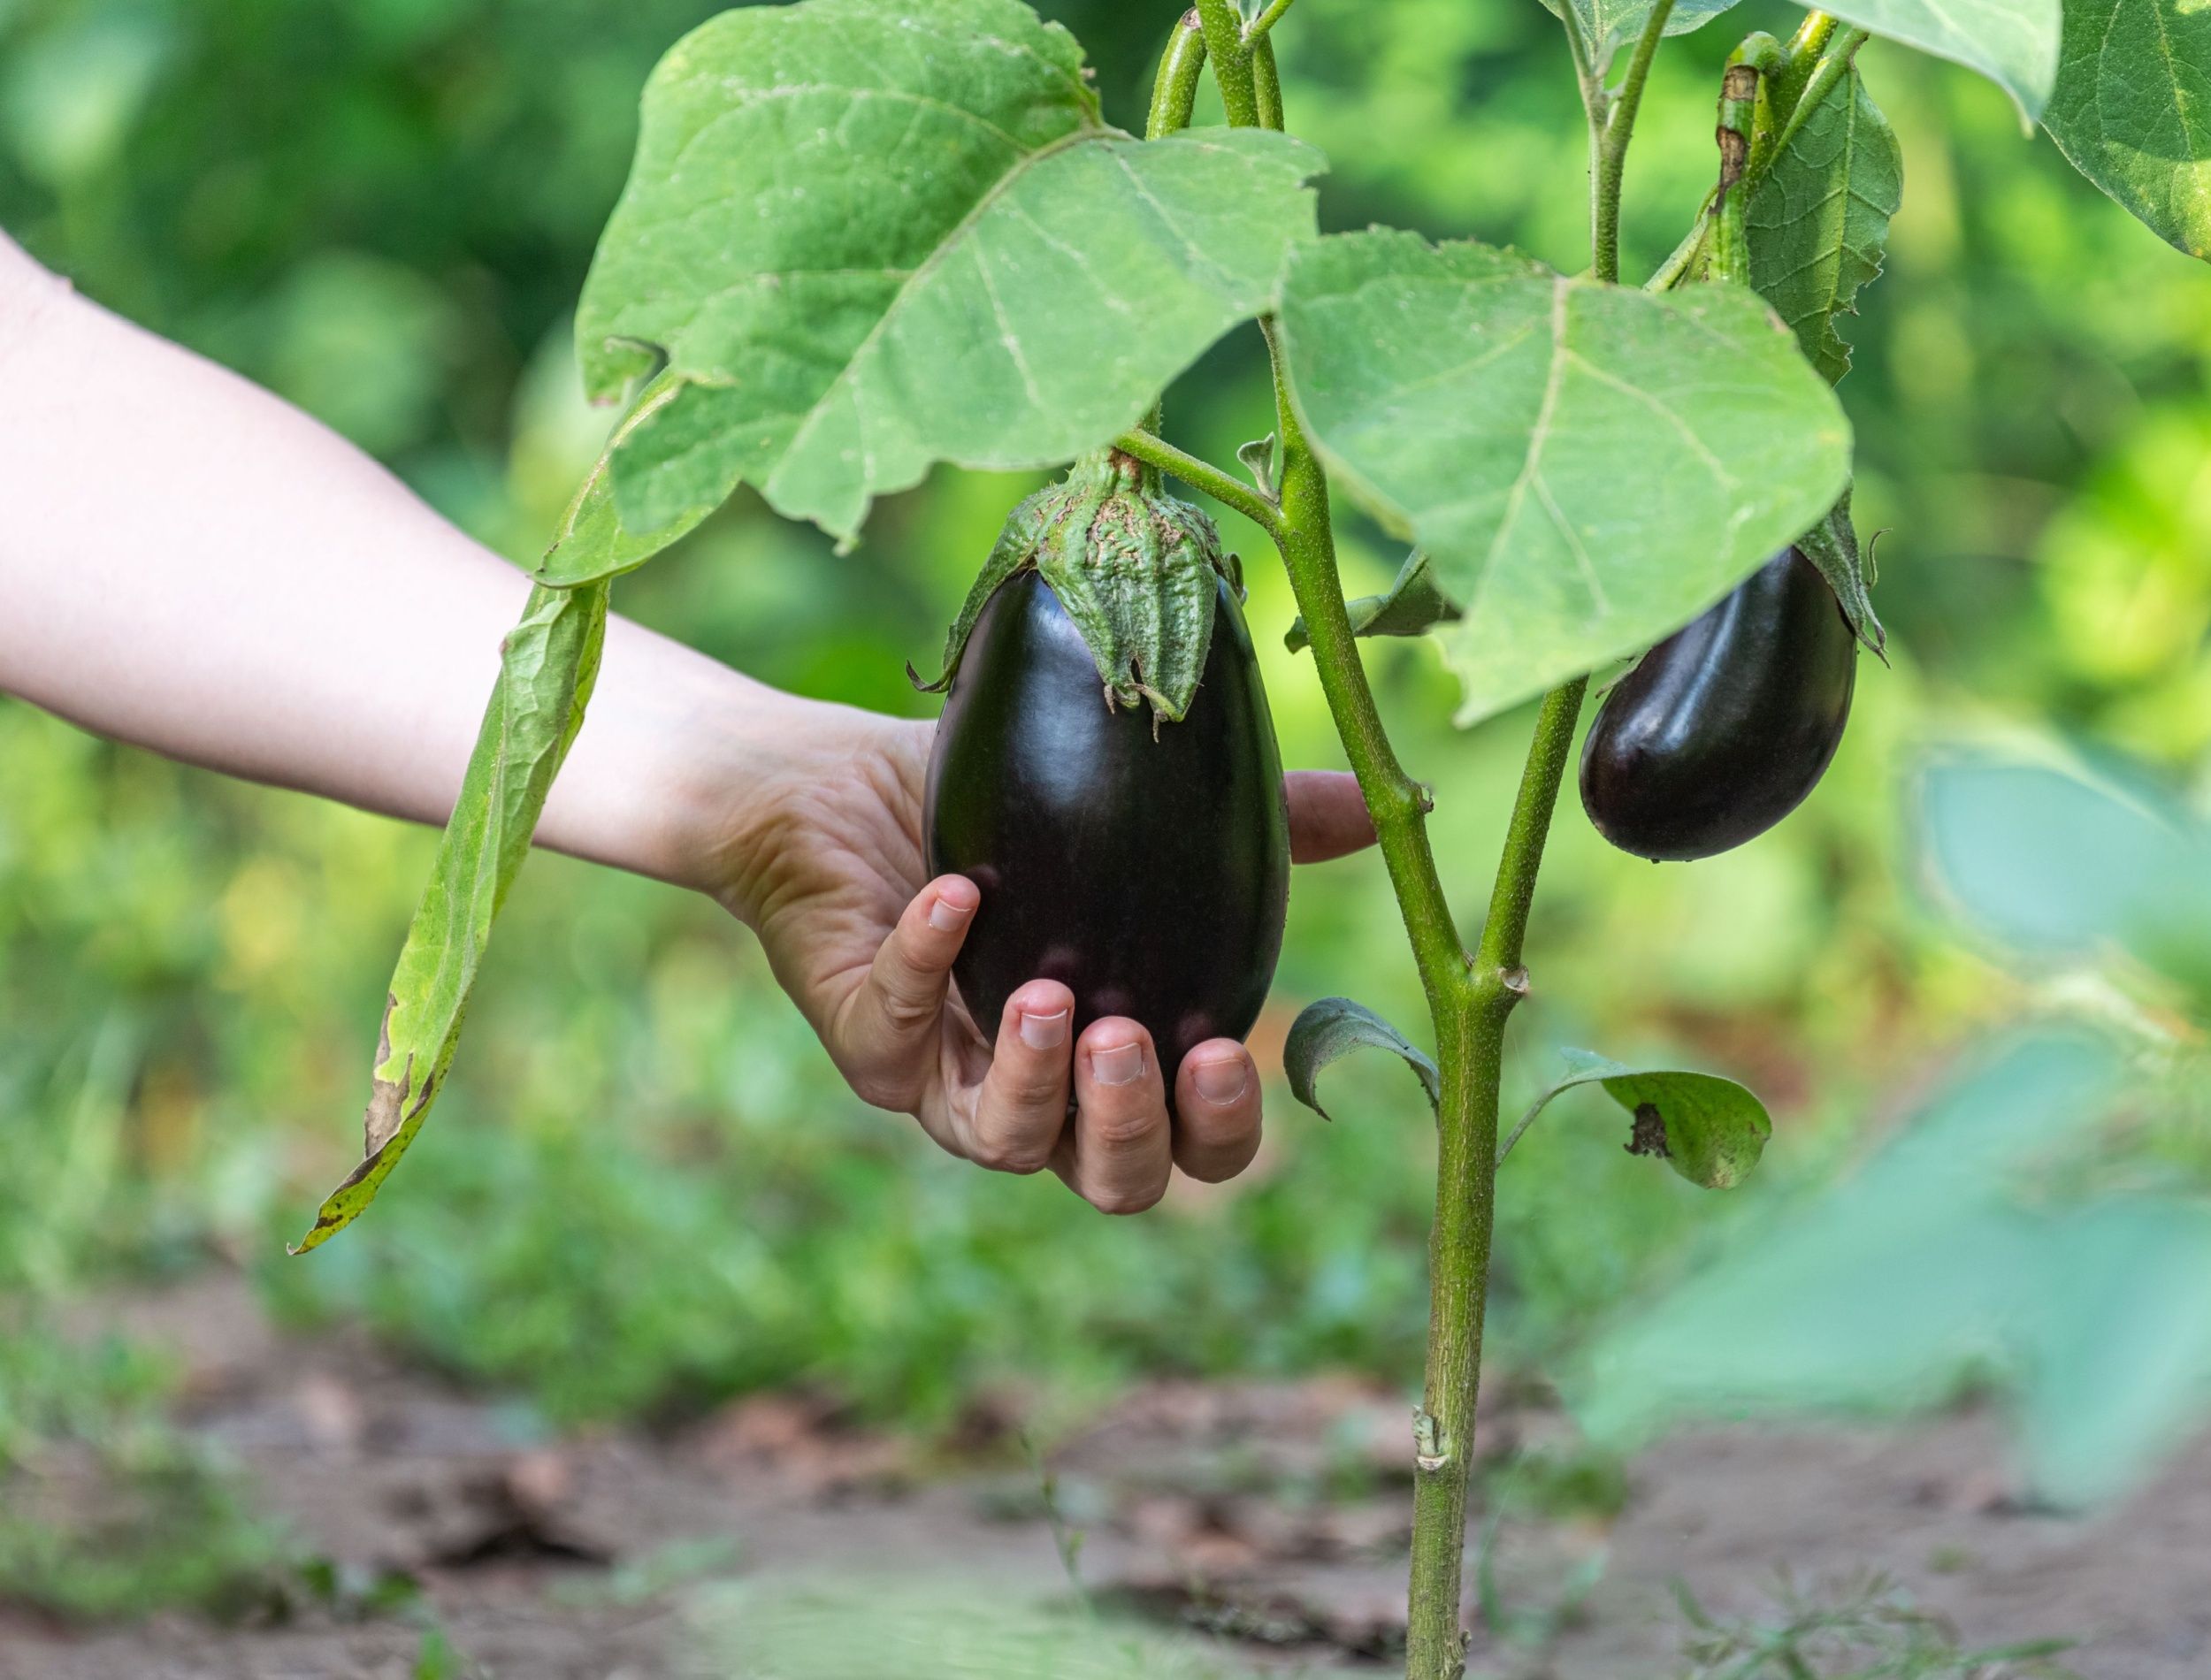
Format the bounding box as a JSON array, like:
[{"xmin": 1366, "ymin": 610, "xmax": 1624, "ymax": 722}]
[
  {"xmin": 1263, "ymin": 310, "xmax": 1498, "ymax": 1677},
  {"xmin": 1192, "ymin": 0, "xmax": 1262, "ymax": 126},
  {"xmin": 1199, "ymin": 3, "xmax": 1628, "ymax": 1667}
]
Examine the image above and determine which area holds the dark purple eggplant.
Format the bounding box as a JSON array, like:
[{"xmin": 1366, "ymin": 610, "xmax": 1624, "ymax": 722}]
[
  {"xmin": 925, "ymin": 567, "xmax": 1289, "ymax": 1073},
  {"xmin": 1579, "ymin": 544, "xmax": 1856, "ymax": 862}
]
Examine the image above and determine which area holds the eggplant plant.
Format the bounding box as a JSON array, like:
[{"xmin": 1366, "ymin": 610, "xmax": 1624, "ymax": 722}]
[{"xmin": 290, "ymin": 0, "xmax": 2207, "ymax": 1669}]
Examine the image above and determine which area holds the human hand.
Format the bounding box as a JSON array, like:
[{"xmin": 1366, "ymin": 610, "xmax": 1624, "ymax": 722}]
[{"xmin": 711, "ymin": 699, "xmax": 1376, "ymax": 1213}]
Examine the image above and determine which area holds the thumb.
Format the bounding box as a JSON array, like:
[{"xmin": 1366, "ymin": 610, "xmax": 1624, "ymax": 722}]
[{"xmin": 838, "ymin": 874, "xmax": 979, "ymax": 1090}]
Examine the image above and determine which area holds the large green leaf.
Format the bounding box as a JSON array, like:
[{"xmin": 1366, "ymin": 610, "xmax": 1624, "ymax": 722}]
[
  {"xmin": 1747, "ymin": 67, "xmax": 1903, "ymax": 386},
  {"xmin": 1509, "ymin": 1048, "xmax": 1771, "ymax": 1189},
  {"xmin": 293, "ymin": 582, "xmax": 608, "ymax": 1252},
  {"xmin": 2044, "ymin": 0, "xmax": 2211, "ymax": 259},
  {"xmin": 1805, "ymin": 0, "xmax": 2060, "ymax": 120},
  {"xmin": 1275, "ymin": 232, "xmax": 1850, "ymax": 725},
  {"xmin": 577, "ymin": 0, "xmax": 1320, "ymax": 545}
]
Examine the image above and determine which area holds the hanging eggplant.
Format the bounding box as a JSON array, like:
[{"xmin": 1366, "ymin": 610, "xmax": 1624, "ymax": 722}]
[{"xmin": 1579, "ymin": 543, "xmax": 1857, "ymax": 862}]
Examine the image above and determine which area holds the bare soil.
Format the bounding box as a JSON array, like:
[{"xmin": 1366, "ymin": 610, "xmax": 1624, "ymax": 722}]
[{"xmin": 3, "ymin": 1271, "xmax": 2202, "ymax": 1679}]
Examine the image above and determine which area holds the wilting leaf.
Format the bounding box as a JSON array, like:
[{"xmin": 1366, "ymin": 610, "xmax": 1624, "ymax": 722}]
[
  {"xmin": 1283, "ymin": 997, "xmax": 1440, "ymax": 1120},
  {"xmin": 294, "ymin": 582, "xmax": 608, "ymax": 1252}
]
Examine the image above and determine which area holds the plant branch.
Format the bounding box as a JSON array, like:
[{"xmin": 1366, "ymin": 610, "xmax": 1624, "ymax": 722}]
[
  {"xmin": 1256, "ymin": 326, "xmax": 1470, "ymax": 1004},
  {"xmin": 1252, "ymin": 33, "xmax": 1284, "ymax": 130},
  {"xmin": 1113, "ymin": 428, "xmax": 1284, "ymax": 539},
  {"xmin": 1591, "ymin": 0, "xmax": 1678, "ymax": 285},
  {"xmin": 1471, "ymin": 679, "xmax": 1587, "ymax": 994},
  {"xmin": 1498, "ymin": 1095, "xmax": 1548, "ymax": 1163},
  {"xmin": 1771, "ymin": 26, "xmax": 1871, "ymax": 159},
  {"xmin": 1563, "ymin": 5, "xmax": 1610, "ymax": 265},
  {"xmin": 1146, "ymin": 9, "xmax": 1208, "ymax": 140},
  {"xmin": 1192, "ymin": 0, "xmax": 1262, "ymax": 126},
  {"xmin": 1245, "ymin": 0, "xmax": 1298, "ymax": 44}
]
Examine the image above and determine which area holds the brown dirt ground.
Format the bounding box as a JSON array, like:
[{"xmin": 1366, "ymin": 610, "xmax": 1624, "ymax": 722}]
[{"xmin": 2, "ymin": 1271, "xmax": 2203, "ymax": 1680}]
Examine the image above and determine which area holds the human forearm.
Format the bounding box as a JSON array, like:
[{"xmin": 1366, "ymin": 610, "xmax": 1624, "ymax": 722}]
[{"xmin": 0, "ymin": 233, "xmax": 785, "ymax": 895}]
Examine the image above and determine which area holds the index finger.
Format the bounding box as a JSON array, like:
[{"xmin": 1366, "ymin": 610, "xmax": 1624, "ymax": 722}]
[{"xmin": 1287, "ymin": 770, "xmax": 1377, "ymax": 864}]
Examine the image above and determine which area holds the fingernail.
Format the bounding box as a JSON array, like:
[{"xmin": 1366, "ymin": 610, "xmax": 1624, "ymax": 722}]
[
  {"xmin": 1019, "ymin": 1008, "xmax": 1069, "ymax": 1050},
  {"xmin": 1194, "ymin": 1057, "xmax": 1250, "ymax": 1105},
  {"xmin": 1090, "ymin": 1042, "xmax": 1144, "ymax": 1086},
  {"xmin": 928, "ymin": 894, "xmax": 974, "ymax": 933}
]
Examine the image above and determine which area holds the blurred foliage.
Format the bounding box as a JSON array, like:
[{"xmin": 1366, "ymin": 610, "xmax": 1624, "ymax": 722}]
[
  {"xmin": 0, "ymin": 0, "xmax": 2205, "ymax": 1537},
  {"xmin": 1673, "ymin": 1573, "xmax": 2079, "ymax": 1679},
  {"xmin": 0, "ymin": 1317, "xmax": 290, "ymax": 1618},
  {"xmin": 1583, "ymin": 752, "xmax": 2211, "ymax": 1508}
]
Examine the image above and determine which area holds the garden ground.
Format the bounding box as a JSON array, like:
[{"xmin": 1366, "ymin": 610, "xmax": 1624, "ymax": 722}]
[{"xmin": 2, "ymin": 1271, "xmax": 2197, "ymax": 1680}]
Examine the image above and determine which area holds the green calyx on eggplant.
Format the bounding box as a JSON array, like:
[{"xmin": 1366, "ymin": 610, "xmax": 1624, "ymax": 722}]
[
  {"xmin": 1579, "ymin": 544, "xmax": 1858, "ymax": 863},
  {"xmin": 921, "ymin": 450, "xmax": 1290, "ymax": 1077},
  {"xmin": 913, "ymin": 447, "xmax": 1240, "ymax": 728}
]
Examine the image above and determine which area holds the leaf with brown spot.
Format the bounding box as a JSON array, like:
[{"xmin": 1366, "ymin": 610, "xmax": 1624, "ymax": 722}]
[
  {"xmin": 1505, "ymin": 1047, "xmax": 1771, "ymax": 1189},
  {"xmin": 293, "ymin": 581, "xmax": 609, "ymax": 1253}
]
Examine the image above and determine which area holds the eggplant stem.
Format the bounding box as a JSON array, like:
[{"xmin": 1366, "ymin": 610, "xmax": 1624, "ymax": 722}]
[{"xmin": 1113, "ymin": 429, "xmax": 1284, "ymax": 539}]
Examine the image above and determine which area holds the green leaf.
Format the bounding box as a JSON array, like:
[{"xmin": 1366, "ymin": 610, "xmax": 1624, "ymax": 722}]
[
  {"xmin": 1794, "ymin": 487, "xmax": 1886, "ymax": 655},
  {"xmin": 1274, "ymin": 232, "xmax": 1851, "ymax": 726},
  {"xmin": 1747, "ymin": 67, "xmax": 1902, "ymax": 386},
  {"xmin": 1802, "ymin": 0, "xmax": 2060, "ymax": 122},
  {"xmin": 293, "ymin": 582, "xmax": 609, "ymax": 1253},
  {"xmin": 2044, "ymin": 0, "xmax": 2211, "ymax": 259},
  {"xmin": 1538, "ymin": 0, "xmax": 1745, "ymax": 73},
  {"xmin": 1912, "ymin": 748, "xmax": 2211, "ymax": 994},
  {"xmin": 576, "ymin": 0, "xmax": 1321, "ymax": 545},
  {"xmin": 533, "ymin": 370, "xmax": 719, "ymax": 588},
  {"xmin": 1284, "ymin": 548, "xmax": 1460, "ymax": 653},
  {"xmin": 1282, "ymin": 997, "xmax": 1440, "ymax": 1121},
  {"xmin": 1511, "ymin": 1047, "xmax": 1771, "ymax": 1189}
]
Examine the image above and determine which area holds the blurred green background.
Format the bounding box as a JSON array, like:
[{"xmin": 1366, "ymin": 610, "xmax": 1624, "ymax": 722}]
[{"xmin": 2, "ymin": 0, "xmax": 2207, "ymax": 1621}]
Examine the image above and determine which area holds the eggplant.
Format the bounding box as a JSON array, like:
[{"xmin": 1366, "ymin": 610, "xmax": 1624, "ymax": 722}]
[
  {"xmin": 925, "ymin": 568, "xmax": 1290, "ymax": 1073},
  {"xmin": 1579, "ymin": 544, "xmax": 1856, "ymax": 862}
]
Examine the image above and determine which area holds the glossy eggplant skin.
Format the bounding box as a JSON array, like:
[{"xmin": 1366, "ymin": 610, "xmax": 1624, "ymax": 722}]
[
  {"xmin": 925, "ymin": 569, "xmax": 1290, "ymax": 1074},
  {"xmin": 1580, "ymin": 545, "xmax": 1856, "ymax": 862}
]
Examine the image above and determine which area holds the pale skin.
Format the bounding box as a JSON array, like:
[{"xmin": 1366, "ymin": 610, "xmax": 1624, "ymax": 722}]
[{"xmin": 0, "ymin": 233, "xmax": 1376, "ymax": 1213}]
